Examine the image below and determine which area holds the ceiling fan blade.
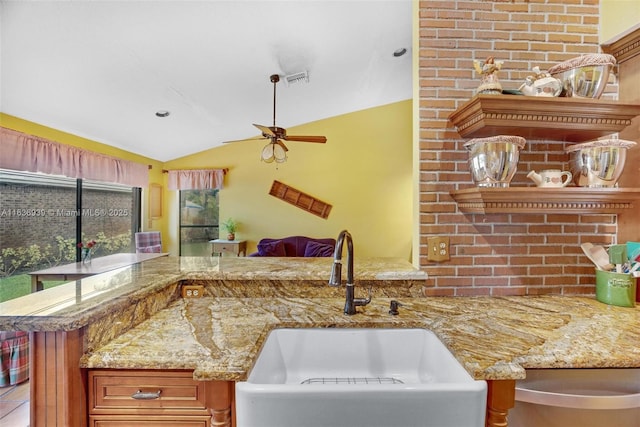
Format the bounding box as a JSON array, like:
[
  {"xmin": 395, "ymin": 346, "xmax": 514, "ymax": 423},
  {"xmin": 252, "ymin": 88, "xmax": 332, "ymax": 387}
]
[
  {"xmin": 253, "ymin": 123, "xmax": 276, "ymax": 137},
  {"xmin": 222, "ymin": 136, "xmax": 266, "ymax": 144},
  {"xmin": 275, "ymin": 140, "xmax": 289, "ymax": 152},
  {"xmin": 282, "ymin": 135, "xmax": 327, "ymax": 143}
]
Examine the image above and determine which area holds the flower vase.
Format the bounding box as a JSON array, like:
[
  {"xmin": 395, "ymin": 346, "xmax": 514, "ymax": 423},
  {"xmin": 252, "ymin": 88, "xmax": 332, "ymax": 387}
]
[
  {"xmin": 82, "ymin": 248, "xmax": 92, "ymax": 263},
  {"xmin": 227, "ymin": 233, "xmax": 235, "ymax": 241}
]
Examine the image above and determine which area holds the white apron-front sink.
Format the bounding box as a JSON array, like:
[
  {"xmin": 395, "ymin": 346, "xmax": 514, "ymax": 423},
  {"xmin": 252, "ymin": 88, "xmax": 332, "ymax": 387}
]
[{"xmin": 235, "ymin": 328, "xmax": 487, "ymax": 427}]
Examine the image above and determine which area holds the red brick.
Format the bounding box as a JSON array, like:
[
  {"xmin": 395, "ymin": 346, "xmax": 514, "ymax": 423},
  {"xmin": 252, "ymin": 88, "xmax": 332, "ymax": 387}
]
[
  {"xmin": 457, "ymin": 287, "xmax": 491, "ymax": 296},
  {"xmin": 491, "ymin": 287, "xmax": 527, "ymax": 296}
]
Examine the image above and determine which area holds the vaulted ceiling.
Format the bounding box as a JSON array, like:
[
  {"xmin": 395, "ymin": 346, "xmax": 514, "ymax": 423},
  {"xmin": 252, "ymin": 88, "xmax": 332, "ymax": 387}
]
[{"xmin": 0, "ymin": 0, "xmax": 412, "ymax": 161}]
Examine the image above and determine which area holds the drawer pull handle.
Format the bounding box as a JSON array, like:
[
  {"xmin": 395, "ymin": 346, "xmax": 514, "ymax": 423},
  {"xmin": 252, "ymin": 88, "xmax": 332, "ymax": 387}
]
[{"xmin": 131, "ymin": 389, "xmax": 161, "ymax": 400}]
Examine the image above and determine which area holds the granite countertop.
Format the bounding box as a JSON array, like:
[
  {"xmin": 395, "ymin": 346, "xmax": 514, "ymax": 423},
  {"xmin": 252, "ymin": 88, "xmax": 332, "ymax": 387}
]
[
  {"xmin": 0, "ymin": 256, "xmax": 427, "ymax": 331},
  {"xmin": 81, "ymin": 294, "xmax": 640, "ymax": 382},
  {"xmin": 3, "ymin": 255, "xmax": 639, "ymax": 383}
]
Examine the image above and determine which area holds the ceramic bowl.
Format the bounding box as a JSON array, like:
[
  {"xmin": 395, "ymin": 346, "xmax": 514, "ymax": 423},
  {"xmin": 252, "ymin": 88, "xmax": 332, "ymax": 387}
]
[{"xmin": 548, "ymin": 54, "xmax": 616, "ymax": 99}]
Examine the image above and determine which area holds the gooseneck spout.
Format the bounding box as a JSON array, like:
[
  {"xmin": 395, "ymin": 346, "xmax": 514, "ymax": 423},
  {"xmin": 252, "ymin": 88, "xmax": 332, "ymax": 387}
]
[{"xmin": 329, "ymin": 230, "xmax": 371, "ymax": 315}]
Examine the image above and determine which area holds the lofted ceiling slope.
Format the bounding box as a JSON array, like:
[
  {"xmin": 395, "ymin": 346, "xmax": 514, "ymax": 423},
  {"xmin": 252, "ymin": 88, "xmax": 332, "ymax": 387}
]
[{"xmin": 0, "ymin": 0, "xmax": 412, "ymax": 162}]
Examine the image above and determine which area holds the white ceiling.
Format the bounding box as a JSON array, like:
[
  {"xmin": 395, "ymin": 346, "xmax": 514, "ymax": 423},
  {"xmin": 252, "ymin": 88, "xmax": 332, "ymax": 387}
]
[{"xmin": 0, "ymin": 0, "xmax": 412, "ymax": 162}]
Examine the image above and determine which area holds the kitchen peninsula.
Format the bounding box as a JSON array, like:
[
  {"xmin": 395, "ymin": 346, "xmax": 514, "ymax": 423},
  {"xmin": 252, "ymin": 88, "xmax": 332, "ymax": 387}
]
[{"xmin": 1, "ymin": 256, "xmax": 638, "ymax": 427}]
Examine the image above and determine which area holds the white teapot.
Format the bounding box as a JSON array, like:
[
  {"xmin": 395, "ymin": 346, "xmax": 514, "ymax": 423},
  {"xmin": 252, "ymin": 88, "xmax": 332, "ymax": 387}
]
[{"xmin": 519, "ymin": 66, "xmax": 562, "ymax": 97}]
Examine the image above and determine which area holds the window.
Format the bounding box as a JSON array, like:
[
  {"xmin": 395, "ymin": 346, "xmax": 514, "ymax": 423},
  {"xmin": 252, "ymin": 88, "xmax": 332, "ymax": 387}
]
[
  {"xmin": 179, "ymin": 189, "xmax": 219, "ymax": 256},
  {"xmin": 81, "ymin": 179, "xmax": 138, "ymax": 254},
  {"xmin": 0, "ymin": 169, "xmax": 141, "ymax": 300}
]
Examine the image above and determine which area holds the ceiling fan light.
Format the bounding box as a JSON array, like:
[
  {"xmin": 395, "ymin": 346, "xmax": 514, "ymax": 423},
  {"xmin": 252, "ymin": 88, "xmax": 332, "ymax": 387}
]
[
  {"xmin": 274, "ymin": 143, "xmax": 287, "ymax": 163},
  {"xmin": 261, "ymin": 143, "xmax": 275, "ymax": 163}
]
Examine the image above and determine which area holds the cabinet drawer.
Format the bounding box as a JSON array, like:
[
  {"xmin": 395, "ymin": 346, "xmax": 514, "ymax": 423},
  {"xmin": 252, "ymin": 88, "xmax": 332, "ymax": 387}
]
[
  {"xmin": 91, "ymin": 415, "xmax": 211, "ymax": 426},
  {"xmin": 89, "ymin": 370, "xmax": 208, "ymax": 415},
  {"xmin": 213, "ymin": 243, "xmax": 234, "ymax": 252}
]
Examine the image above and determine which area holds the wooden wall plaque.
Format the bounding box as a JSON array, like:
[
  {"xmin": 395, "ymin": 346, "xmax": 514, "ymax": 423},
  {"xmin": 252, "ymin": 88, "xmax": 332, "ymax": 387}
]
[{"xmin": 269, "ymin": 180, "xmax": 332, "ymax": 219}]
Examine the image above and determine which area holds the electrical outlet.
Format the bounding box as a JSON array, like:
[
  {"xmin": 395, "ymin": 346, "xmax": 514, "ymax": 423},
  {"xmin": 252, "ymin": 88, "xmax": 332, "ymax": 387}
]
[
  {"xmin": 182, "ymin": 285, "xmax": 204, "ymax": 298},
  {"xmin": 427, "ymin": 236, "xmax": 450, "ymax": 262}
]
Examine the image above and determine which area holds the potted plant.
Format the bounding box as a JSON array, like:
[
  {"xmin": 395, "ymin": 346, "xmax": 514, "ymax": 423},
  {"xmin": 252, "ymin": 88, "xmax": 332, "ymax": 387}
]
[{"xmin": 221, "ymin": 218, "xmax": 238, "ymax": 241}]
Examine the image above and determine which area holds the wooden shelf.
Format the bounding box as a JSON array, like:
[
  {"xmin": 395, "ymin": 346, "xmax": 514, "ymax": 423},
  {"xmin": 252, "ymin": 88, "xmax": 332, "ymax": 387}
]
[
  {"xmin": 601, "ymin": 23, "xmax": 640, "ymax": 64},
  {"xmin": 449, "ymin": 187, "xmax": 640, "ymax": 214},
  {"xmin": 448, "ymin": 95, "xmax": 640, "ymax": 141}
]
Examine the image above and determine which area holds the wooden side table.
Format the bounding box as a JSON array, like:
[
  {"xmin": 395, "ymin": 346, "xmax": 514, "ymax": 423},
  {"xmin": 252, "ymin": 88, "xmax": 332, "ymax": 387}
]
[{"xmin": 210, "ymin": 239, "xmax": 247, "ymax": 257}]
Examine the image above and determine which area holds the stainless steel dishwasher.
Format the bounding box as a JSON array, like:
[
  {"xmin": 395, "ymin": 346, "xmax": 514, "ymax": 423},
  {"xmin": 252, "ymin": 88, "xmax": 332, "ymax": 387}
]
[{"xmin": 508, "ymin": 369, "xmax": 640, "ymax": 427}]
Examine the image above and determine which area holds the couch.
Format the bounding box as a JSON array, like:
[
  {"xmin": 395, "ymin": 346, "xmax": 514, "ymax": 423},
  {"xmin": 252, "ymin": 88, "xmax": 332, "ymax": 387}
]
[{"xmin": 250, "ymin": 236, "xmax": 336, "ymax": 257}]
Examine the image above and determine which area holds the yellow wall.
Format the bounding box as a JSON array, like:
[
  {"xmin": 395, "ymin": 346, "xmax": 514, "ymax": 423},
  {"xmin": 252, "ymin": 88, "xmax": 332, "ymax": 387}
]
[
  {"xmin": 600, "ymin": 0, "xmax": 640, "ymax": 43},
  {"xmin": 163, "ymin": 100, "xmax": 413, "ymax": 259},
  {"xmin": 0, "ymin": 113, "xmax": 166, "ymax": 236},
  {"xmin": 2, "ymin": 100, "xmax": 413, "ymax": 260},
  {"xmin": 411, "ymin": 0, "xmax": 420, "ymax": 266}
]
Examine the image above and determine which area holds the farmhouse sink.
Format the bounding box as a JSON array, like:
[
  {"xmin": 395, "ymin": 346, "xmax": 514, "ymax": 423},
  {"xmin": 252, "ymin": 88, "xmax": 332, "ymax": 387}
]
[{"xmin": 235, "ymin": 328, "xmax": 487, "ymax": 427}]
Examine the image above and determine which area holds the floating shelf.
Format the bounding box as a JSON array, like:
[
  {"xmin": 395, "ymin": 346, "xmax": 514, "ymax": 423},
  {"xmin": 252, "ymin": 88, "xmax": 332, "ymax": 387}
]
[
  {"xmin": 448, "ymin": 95, "xmax": 640, "ymax": 141},
  {"xmin": 449, "ymin": 187, "xmax": 640, "ymax": 214},
  {"xmin": 601, "ymin": 23, "xmax": 640, "ymax": 64}
]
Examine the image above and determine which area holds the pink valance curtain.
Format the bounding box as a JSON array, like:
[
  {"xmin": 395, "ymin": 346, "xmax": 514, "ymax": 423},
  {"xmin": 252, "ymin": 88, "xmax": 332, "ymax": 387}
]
[
  {"xmin": 167, "ymin": 169, "xmax": 225, "ymax": 190},
  {"xmin": 0, "ymin": 127, "xmax": 149, "ymax": 187}
]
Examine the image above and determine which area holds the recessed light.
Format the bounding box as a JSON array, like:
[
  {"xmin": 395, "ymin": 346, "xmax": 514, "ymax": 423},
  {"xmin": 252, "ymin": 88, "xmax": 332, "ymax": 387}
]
[
  {"xmin": 155, "ymin": 110, "xmax": 170, "ymax": 118},
  {"xmin": 393, "ymin": 48, "xmax": 407, "ymax": 58}
]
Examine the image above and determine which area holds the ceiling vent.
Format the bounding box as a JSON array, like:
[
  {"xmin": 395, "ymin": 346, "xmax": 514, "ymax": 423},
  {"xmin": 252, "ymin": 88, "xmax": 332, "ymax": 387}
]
[{"xmin": 284, "ymin": 71, "xmax": 309, "ymax": 86}]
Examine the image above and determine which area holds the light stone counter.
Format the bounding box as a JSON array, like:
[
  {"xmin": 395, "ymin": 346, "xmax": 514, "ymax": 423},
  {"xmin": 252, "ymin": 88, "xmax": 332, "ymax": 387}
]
[
  {"xmin": 0, "ymin": 256, "xmax": 427, "ymax": 332},
  {"xmin": 2, "ymin": 255, "xmax": 639, "ymax": 383},
  {"xmin": 81, "ymin": 294, "xmax": 640, "ymax": 382}
]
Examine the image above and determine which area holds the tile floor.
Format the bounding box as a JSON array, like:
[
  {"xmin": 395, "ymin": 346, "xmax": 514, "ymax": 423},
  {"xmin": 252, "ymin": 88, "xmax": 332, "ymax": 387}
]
[{"xmin": 0, "ymin": 381, "xmax": 29, "ymax": 427}]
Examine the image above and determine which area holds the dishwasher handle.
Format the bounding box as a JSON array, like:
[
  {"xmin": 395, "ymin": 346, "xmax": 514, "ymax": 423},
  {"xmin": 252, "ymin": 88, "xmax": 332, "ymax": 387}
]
[{"xmin": 516, "ymin": 387, "xmax": 640, "ymax": 410}]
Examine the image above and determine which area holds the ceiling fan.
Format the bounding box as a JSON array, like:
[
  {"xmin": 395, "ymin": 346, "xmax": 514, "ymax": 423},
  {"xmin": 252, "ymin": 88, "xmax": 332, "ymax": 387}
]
[{"xmin": 225, "ymin": 74, "xmax": 327, "ymax": 163}]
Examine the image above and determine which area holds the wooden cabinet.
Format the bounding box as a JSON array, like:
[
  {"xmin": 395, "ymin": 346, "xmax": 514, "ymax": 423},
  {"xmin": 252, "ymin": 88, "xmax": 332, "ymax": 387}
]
[
  {"xmin": 88, "ymin": 370, "xmax": 233, "ymax": 427},
  {"xmin": 92, "ymin": 419, "xmax": 210, "ymax": 426},
  {"xmin": 448, "ymin": 95, "xmax": 640, "ymax": 214}
]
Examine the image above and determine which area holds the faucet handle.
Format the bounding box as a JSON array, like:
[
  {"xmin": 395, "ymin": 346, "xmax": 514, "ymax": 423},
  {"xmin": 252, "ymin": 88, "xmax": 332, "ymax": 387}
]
[{"xmin": 353, "ymin": 286, "xmax": 372, "ymax": 307}]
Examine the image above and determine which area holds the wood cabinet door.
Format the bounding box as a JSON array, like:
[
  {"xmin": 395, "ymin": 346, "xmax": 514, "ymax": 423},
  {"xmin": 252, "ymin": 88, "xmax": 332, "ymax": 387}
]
[{"xmin": 91, "ymin": 415, "xmax": 211, "ymax": 427}]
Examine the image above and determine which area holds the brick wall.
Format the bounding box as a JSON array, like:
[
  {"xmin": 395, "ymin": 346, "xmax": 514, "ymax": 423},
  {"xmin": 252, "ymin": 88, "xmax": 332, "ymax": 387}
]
[
  {"xmin": 418, "ymin": 0, "xmax": 619, "ymax": 296},
  {"xmin": 0, "ymin": 183, "xmax": 133, "ymax": 250},
  {"xmin": 0, "ymin": 184, "xmax": 77, "ymax": 248}
]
